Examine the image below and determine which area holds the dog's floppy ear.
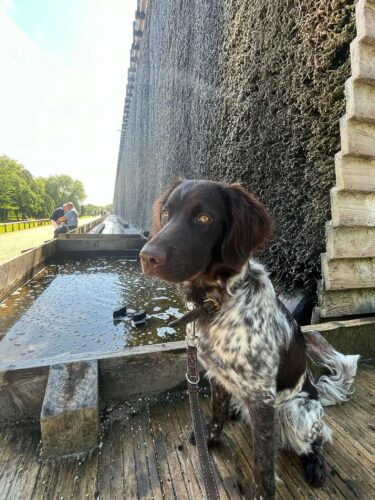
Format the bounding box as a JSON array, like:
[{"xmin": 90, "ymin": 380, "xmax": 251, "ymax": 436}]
[
  {"xmin": 221, "ymin": 183, "xmax": 273, "ymax": 270},
  {"xmin": 151, "ymin": 177, "xmax": 183, "ymax": 236}
]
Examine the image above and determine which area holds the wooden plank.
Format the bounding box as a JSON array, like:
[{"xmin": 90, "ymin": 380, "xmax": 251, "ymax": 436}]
[
  {"xmin": 136, "ymin": 411, "xmax": 164, "ymax": 500},
  {"xmin": 60, "ymin": 233, "xmax": 143, "ymax": 240},
  {"xmin": 0, "ymin": 340, "xmax": 186, "ymax": 372},
  {"xmin": 331, "ymin": 187, "xmax": 375, "ymax": 227},
  {"xmin": 149, "ymin": 401, "xmax": 195, "ymax": 499},
  {"xmin": 100, "ymin": 348, "xmax": 187, "ymax": 408},
  {"xmin": 356, "ymin": 0, "xmax": 375, "ymax": 46},
  {"xmin": 340, "ymin": 115, "xmax": 375, "ymax": 158},
  {"xmin": 326, "ymin": 221, "xmax": 375, "ymax": 258},
  {"xmin": 56, "ymin": 235, "xmax": 146, "ymax": 253},
  {"xmin": 67, "ymin": 452, "xmax": 100, "ymax": 499},
  {"xmin": 318, "ymin": 285, "xmax": 375, "ymax": 318},
  {"xmin": 97, "ymin": 421, "xmax": 127, "ymax": 499},
  {"xmin": 345, "ymin": 78, "xmax": 375, "ymax": 124},
  {"xmin": 148, "ymin": 402, "xmax": 184, "ymax": 498},
  {"xmin": 0, "ymin": 240, "xmax": 56, "ymax": 302},
  {"xmin": 322, "ymin": 252, "xmax": 375, "ymax": 290},
  {"xmin": 40, "ymin": 361, "xmax": 99, "ymax": 457},
  {"xmin": 168, "ymin": 399, "xmax": 206, "ymax": 499},
  {"xmin": 335, "ymin": 152, "xmax": 375, "ymax": 191},
  {"xmin": 0, "ymin": 366, "xmax": 49, "ymax": 420},
  {"xmin": 303, "ymin": 316, "xmax": 375, "ymax": 360},
  {"xmin": 351, "ymin": 39, "xmax": 375, "ymax": 85},
  {"xmin": 0, "ymin": 425, "xmax": 41, "ymax": 500}
]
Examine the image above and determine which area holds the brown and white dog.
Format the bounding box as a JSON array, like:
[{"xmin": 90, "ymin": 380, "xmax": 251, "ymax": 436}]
[{"xmin": 140, "ymin": 179, "xmax": 359, "ymax": 499}]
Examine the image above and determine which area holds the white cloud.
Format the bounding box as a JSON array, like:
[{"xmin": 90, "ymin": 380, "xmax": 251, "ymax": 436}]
[{"xmin": 0, "ymin": 1, "xmax": 135, "ymax": 205}]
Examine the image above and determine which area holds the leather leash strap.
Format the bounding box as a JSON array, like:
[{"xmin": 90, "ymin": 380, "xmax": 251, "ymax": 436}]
[
  {"xmin": 187, "ymin": 341, "xmax": 220, "ymax": 500},
  {"xmin": 169, "ymin": 299, "xmax": 221, "ymax": 500}
]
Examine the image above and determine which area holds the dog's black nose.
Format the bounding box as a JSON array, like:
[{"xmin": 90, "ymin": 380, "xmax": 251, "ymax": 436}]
[{"xmin": 140, "ymin": 244, "xmax": 167, "ymax": 275}]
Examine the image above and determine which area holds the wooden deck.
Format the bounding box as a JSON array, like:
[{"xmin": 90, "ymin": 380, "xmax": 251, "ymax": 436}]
[{"xmin": 0, "ymin": 365, "xmax": 374, "ymax": 499}]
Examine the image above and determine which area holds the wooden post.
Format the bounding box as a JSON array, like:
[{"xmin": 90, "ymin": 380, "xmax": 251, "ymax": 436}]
[{"xmin": 40, "ymin": 361, "xmax": 99, "ymax": 457}]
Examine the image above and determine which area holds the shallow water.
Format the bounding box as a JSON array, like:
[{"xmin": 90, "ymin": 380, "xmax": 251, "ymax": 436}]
[{"xmin": 0, "ymin": 257, "xmax": 185, "ymax": 368}]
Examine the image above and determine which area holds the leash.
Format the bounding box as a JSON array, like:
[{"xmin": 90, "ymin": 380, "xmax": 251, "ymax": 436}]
[{"xmin": 169, "ymin": 299, "xmax": 221, "ymax": 500}]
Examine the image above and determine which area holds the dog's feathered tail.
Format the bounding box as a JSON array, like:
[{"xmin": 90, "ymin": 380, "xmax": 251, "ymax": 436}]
[{"xmin": 303, "ymin": 330, "xmax": 359, "ymax": 407}]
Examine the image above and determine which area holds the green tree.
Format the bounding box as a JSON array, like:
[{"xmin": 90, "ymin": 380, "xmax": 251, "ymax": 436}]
[
  {"xmin": 0, "ymin": 155, "xmax": 44, "ymax": 220},
  {"xmin": 44, "ymin": 174, "xmax": 86, "ymax": 210},
  {"xmin": 35, "ymin": 177, "xmax": 55, "ymax": 218},
  {"xmin": 80, "ymin": 203, "xmax": 112, "ymax": 216}
]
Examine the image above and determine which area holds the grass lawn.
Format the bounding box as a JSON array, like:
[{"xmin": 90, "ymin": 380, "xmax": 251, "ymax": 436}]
[{"xmin": 0, "ymin": 217, "xmax": 99, "ymax": 264}]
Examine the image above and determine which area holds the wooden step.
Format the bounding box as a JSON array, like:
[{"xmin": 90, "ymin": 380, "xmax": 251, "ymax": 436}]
[
  {"xmin": 335, "ymin": 152, "xmax": 375, "ymax": 191},
  {"xmin": 331, "ymin": 187, "xmax": 375, "ymax": 227},
  {"xmin": 318, "ymin": 280, "xmax": 375, "ymax": 317},
  {"xmin": 351, "ymin": 39, "xmax": 375, "ymax": 84},
  {"xmin": 40, "ymin": 360, "xmax": 99, "ymax": 457},
  {"xmin": 356, "ymin": 0, "xmax": 375, "ymax": 46},
  {"xmin": 326, "ymin": 221, "xmax": 375, "ymax": 258},
  {"xmin": 322, "ymin": 252, "xmax": 375, "ymax": 290},
  {"xmin": 345, "ymin": 78, "xmax": 375, "ymax": 124},
  {"xmin": 340, "ymin": 115, "xmax": 375, "ymax": 158}
]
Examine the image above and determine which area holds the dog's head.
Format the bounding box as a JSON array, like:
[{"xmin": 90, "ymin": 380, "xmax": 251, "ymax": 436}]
[{"xmin": 140, "ymin": 179, "xmax": 272, "ymax": 283}]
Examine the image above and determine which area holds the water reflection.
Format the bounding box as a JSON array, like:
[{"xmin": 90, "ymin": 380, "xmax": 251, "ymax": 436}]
[{"xmin": 0, "ymin": 257, "xmax": 184, "ymax": 367}]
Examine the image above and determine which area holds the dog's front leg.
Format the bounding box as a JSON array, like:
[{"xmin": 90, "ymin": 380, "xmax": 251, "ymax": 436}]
[
  {"xmin": 248, "ymin": 395, "xmax": 276, "ymax": 500},
  {"xmin": 189, "ymin": 378, "xmax": 230, "ymax": 447},
  {"xmin": 207, "ymin": 378, "xmax": 231, "ymax": 445}
]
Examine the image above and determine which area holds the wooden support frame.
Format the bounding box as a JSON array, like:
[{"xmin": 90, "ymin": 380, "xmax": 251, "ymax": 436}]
[
  {"xmin": 0, "ymin": 317, "xmax": 373, "ymax": 423},
  {"xmin": 318, "ymin": 0, "xmax": 375, "ymax": 317}
]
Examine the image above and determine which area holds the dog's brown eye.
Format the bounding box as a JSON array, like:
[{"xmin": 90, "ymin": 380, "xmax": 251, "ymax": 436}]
[
  {"xmin": 197, "ymin": 213, "xmax": 211, "ymax": 223},
  {"xmin": 161, "ymin": 209, "xmax": 169, "ymax": 219}
]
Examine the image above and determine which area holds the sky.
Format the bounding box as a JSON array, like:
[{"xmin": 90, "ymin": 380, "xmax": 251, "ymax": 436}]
[{"xmin": 0, "ymin": 0, "xmax": 135, "ymax": 205}]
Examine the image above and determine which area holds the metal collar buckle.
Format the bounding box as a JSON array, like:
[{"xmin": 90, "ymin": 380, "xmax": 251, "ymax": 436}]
[
  {"xmin": 201, "ymin": 298, "xmax": 221, "ymax": 315},
  {"xmin": 186, "ymin": 372, "xmax": 200, "ymax": 385}
]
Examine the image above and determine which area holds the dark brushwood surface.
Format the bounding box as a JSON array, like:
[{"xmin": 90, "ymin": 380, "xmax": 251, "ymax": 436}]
[{"xmin": 0, "ymin": 365, "xmax": 374, "ymax": 499}]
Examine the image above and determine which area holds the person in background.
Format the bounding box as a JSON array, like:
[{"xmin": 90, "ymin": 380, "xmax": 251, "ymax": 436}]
[
  {"xmin": 57, "ymin": 202, "xmax": 78, "ymax": 231},
  {"xmin": 51, "ymin": 204, "xmax": 67, "ymax": 238}
]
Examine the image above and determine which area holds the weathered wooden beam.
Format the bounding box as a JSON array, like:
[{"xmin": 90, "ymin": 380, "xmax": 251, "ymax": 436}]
[
  {"xmin": 340, "ymin": 115, "xmax": 375, "ymax": 158},
  {"xmin": 356, "ymin": 0, "xmax": 375, "ymax": 46},
  {"xmin": 99, "ymin": 345, "xmax": 187, "ymax": 407},
  {"xmin": 0, "ymin": 240, "xmax": 56, "ymax": 302},
  {"xmin": 41, "ymin": 361, "xmax": 99, "ymax": 457},
  {"xmin": 56, "ymin": 235, "xmax": 146, "ymax": 254},
  {"xmin": 318, "ymin": 279, "xmax": 375, "ymax": 318},
  {"xmin": 351, "ymin": 39, "xmax": 375, "ymax": 84},
  {"xmin": 303, "ymin": 317, "xmax": 375, "ymax": 362},
  {"xmin": 326, "ymin": 221, "xmax": 375, "ymax": 258},
  {"xmin": 322, "ymin": 252, "xmax": 375, "ymax": 290},
  {"xmin": 331, "ymin": 187, "xmax": 375, "ymax": 227},
  {"xmin": 0, "ymin": 366, "xmax": 49, "ymax": 420},
  {"xmin": 345, "ymin": 78, "xmax": 375, "ymax": 124},
  {"xmin": 335, "ymin": 152, "xmax": 375, "ymax": 191}
]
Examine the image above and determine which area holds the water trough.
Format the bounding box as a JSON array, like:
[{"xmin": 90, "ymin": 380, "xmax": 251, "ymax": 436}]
[{"xmin": 0, "ymin": 215, "xmax": 188, "ymax": 456}]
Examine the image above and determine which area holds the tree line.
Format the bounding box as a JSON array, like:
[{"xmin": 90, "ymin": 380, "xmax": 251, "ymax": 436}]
[
  {"xmin": 0, "ymin": 155, "xmax": 110, "ymax": 221},
  {"xmin": 0, "ymin": 155, "xmax": 86, "ymax": 221}
]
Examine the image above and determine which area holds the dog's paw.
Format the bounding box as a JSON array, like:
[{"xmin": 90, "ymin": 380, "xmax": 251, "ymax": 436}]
[
  {"xmin": 301, "ymin": 451, "xmax": 326, "ymax": 487},
  {"xmin": 189, "ymin": 425, "xmax": 222, "ymax": 448}
]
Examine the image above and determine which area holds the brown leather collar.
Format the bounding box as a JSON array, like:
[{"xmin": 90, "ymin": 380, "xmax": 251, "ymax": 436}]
[{"xmin": 168, "ymin": 298, "xmax": 221, "ymax": 328}]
